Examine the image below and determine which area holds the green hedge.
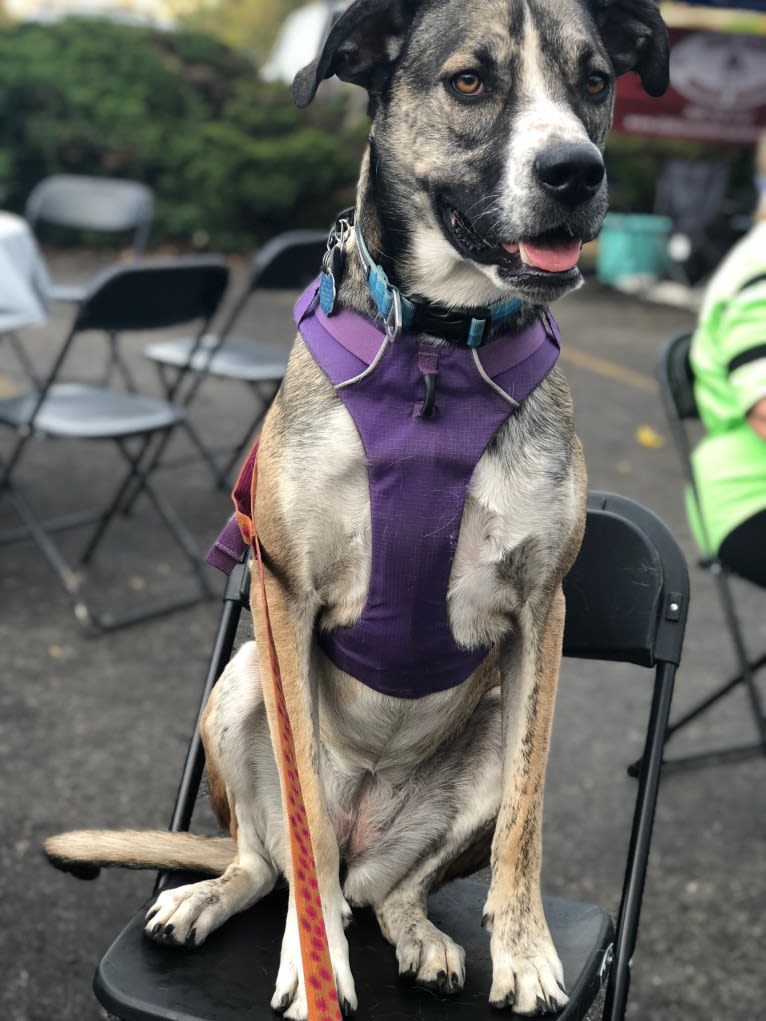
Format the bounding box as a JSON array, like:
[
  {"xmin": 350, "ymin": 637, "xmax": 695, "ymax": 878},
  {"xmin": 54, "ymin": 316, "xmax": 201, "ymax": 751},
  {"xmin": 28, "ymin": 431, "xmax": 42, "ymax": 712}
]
[{"xmin": 0, "ymin": 18, "xmax": 367, "ymax": 250}]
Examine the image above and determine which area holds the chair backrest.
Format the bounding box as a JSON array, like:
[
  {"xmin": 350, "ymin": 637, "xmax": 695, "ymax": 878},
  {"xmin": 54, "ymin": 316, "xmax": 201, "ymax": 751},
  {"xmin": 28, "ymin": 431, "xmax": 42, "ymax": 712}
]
[
  {"xmin": 563, "ymin": 490, "xmax": 688, "ymax": 669},
  {"xmin": 656, "ymin": 332, "xmax": 707, "ymax": 513},
  {"xmin": 658, "ymin": 332, "xmax": 697, "ymax": 422},
  {"xmin": 249, "ymin": 230, "xmax": 328, "ymax": 292},
  {"xmin": 25, "ymin": 174, "xmax": 155, "ymax": 254},
  {"xmin": 214, "ymin": 230, "xmax": 328, "ymax": 344},
  {"xmin": 74, "ymin": 257, "xmax": 230, "ymax": 334}
]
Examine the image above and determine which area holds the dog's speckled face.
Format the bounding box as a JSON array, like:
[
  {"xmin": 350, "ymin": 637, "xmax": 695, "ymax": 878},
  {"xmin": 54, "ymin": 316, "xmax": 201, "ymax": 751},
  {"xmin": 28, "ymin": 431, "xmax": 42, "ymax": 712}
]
[{"xmin": 295, "ymin": 0, "xmax": 668, "ymax": 307}]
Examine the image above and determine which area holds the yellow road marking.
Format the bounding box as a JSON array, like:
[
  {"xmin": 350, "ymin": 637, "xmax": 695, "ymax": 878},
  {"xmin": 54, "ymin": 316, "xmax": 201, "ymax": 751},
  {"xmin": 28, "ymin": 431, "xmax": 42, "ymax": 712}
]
[
  {"xmin": 560, "ymin": 346, "xmax": 658, "ymax": 394},
  {"xmin": 0, "ymin": 373, "xmax": 21, "ymax": 397}
]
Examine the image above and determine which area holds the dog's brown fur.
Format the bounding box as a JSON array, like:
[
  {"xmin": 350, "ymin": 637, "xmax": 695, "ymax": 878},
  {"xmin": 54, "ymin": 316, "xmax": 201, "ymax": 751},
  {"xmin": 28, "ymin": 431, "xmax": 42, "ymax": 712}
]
[{"xmin": 45, "ymin": 1, "xmax": 668, "ymax": 1015}]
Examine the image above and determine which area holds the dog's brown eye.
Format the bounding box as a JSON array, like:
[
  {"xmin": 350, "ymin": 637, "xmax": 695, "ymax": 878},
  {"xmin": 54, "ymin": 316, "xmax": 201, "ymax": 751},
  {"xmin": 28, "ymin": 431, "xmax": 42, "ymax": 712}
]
[
  {"xmin": 451, "ymin": 72, "xmax": 484, "ymax": 96},
  {"xmin": 585, "ymin": 73, "xmax": 608, "ymax": 96}
]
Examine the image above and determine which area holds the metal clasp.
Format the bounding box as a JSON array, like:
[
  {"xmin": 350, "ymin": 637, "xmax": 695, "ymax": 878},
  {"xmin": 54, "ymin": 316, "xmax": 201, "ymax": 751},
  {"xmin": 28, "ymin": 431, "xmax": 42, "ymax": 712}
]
[
  {"xmin": 385, "ymin": 287, "xmax": 402, "ymax": 342},
  {"xmin": 599, "ymin": 943, "xmax": 615, "ymax": 986}
]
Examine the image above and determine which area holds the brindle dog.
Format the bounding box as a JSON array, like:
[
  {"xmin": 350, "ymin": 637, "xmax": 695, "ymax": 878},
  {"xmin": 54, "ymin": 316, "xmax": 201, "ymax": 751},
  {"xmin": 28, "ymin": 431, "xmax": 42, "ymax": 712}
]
[{"xmin": 46, "ymin": 1, "xmax": 668, "ymax": 1015}]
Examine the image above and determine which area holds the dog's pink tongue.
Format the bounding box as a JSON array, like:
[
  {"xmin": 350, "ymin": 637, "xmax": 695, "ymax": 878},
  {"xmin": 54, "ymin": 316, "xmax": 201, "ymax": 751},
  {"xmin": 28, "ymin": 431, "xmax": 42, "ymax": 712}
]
[{"xmin": 517, "ymin": 237, "xmax": 582, "ymax": 272}]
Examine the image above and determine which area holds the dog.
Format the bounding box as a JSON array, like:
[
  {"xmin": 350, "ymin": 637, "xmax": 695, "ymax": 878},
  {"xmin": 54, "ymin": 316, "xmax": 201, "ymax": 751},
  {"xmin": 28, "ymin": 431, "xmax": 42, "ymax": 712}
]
[{"xmin": 45, "ymin": 1, "xmax": 668, "ymax": 1016}]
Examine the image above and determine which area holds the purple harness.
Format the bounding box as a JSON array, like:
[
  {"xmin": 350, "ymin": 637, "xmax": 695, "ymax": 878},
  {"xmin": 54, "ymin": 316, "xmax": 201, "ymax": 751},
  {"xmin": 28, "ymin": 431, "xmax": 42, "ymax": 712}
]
[{"xmin": 209, "ymin": 278, "xmax": 560, "ymax": 700}]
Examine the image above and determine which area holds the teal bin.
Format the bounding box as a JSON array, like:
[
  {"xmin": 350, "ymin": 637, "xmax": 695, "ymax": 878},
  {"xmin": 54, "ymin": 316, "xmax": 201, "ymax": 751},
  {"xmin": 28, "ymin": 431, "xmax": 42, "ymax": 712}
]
[{"xmin": 596, "ymin": 212, "xmax": 672, "ymax": 284}]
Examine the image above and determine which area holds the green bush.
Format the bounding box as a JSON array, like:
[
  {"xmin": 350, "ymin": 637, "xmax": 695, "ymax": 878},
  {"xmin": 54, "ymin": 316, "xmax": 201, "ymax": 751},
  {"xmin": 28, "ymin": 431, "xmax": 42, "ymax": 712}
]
[{"xmin": 0, "ymin": 18, "xmax": 367, "ymax": 250}]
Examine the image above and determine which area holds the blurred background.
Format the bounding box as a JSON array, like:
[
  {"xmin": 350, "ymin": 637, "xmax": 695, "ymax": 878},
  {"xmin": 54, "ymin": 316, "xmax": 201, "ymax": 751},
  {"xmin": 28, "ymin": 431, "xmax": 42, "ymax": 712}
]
[{"xmin": 0, "ymin": 0, "xmax": 762, "ymax": 276}]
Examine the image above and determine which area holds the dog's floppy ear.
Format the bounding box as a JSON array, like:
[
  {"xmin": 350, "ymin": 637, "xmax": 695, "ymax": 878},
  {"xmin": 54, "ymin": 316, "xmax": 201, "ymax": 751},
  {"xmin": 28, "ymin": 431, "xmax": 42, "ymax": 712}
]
[
  {"xmin": 591, "ymin": 0, "xmax": 669, "ymax": 97},
  {"xmin": 293, "ymin": 0, "xmax": 418, "ymax": 108}
]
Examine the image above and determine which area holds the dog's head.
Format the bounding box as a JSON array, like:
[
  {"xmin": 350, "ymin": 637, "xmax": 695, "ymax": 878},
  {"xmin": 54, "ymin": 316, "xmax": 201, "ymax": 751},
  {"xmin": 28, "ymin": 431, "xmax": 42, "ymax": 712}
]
[{"xmin": 295, "ymin": 0, "xmax": 668, "ymax": 307}]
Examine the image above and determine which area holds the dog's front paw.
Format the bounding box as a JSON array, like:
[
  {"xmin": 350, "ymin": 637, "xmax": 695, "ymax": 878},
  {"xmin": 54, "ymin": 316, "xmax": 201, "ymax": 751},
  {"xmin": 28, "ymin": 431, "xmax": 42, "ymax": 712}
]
[
  {"xmin": 484, "ymin": 907, "xmax": 567, "ymax": 1015},
  {"xmin": 273, "ymin": 894, "xmax": 357, "ymax": 1019},
  {"xmin": 396, "ymin": 919, "xmax": 466, "ymax": 995}
]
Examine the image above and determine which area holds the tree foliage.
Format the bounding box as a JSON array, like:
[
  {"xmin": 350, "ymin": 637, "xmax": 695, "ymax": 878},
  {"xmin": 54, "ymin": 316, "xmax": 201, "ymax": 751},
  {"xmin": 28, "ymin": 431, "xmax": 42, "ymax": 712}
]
[{"xmin": 0, "ymin": 18, "xmax": 366, "ymax": 250}]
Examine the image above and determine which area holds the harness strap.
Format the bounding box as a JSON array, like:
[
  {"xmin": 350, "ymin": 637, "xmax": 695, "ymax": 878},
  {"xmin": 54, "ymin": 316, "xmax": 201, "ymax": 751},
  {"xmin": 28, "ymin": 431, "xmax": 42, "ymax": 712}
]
[{"xmin": 250, "ymin": 450, "xmax": 342, "ymax": 1021}]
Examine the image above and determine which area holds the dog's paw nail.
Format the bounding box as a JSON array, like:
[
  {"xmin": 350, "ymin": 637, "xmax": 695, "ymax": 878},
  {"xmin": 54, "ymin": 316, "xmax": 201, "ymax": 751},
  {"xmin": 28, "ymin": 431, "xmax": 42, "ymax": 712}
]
[
  {"xmin": 146, "ymin": 906, "xmax": 159, "ymax": 922},
  {"xmin": 481, "ymin": 912, "xmax": 491, "ymax": 929},
  {"xmin": 489, "ymin": 991, "xmax": 515, "ymax": 1010},
  {"xmin": 151, "ymin": 922, "xmax": 162, "ymax": 936},
  {"xmin": 340, "ymin": 997, "xmax": 355, "ymax": 1016},
  {"xmin": 536, "ymin": 995, "xmax": 549, "ymax": 1014},
  {"xmin": 163, "ymin": 924, "xmax": 174, "ymax": 937},
  {"xmin": 557, "ymin": 980, "xmax": 568, "ymax": 996},
  {"xmin": 185, "ymin": 928, "xmax": 196, "ymax": 946},
  {"xmin": 450, "ymin": 972, "xmax": 460, "ymax": 990},
  {"xmin": 274, "ymin": 993, "xmax": 291, "ymax": 1014}
]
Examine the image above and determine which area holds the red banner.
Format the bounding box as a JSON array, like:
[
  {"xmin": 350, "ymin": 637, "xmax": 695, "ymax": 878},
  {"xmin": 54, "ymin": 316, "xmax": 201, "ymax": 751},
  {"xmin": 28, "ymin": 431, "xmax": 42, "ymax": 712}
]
[{"xmin": 613, "ymin": 27, "xmax": 766, "ymax": 145}]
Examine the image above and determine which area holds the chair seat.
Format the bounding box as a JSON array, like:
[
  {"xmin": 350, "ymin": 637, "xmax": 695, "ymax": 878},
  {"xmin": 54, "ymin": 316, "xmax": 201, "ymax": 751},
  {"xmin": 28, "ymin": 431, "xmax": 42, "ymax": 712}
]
[
  {"xmin": 94, "ymin": 875, "xmax": 613, "ymax": 1021},
  {"xmin": 0, "ymin": 383, "xmax": 184, "ymax": 439},
  {"xmin": 145, "ymin": 334, "xmax": 289, "ymax": 382},
  {"xmin": 51, "ymin": 282, "xmax": 88, "ymax": 304}
]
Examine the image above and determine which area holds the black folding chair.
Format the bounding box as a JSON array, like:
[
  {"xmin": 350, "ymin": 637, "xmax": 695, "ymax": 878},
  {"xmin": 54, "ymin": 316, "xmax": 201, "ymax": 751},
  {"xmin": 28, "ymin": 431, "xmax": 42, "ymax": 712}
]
[
  {"xmin": 142, "ymin": 230, "xmax": 328, "ymax": 488},
  {"xmin": 654, "ymin": 332, "xmax": 766, "ymax": 769},
  {"xmin": 0, "ymin": 257, "xmax": 229, "ymax": 632},
  {"xmin": 87, "ymin": 491, "xmax": 688, "ymax": 1021}
]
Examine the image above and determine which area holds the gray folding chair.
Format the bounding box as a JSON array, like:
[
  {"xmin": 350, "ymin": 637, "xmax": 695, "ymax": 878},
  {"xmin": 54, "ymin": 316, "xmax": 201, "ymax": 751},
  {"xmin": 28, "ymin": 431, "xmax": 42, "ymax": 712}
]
[
  {"xmin": 25, "ymin": 174, "xmax": 157, "ymax": 389},
  {"xmin": 0, "ymin": 257, "xmax": 229, "ymax": 632},
  {"xmin": 142, "ymin": 230, "xmax": 328, "ymax": 488},
  {"xmin": 25, "ymin": 174, "xmax": 155, "ymax": 303},
  {"xmin": 653, "ymin": 332, "xmax": 766, "ymax": 768}
]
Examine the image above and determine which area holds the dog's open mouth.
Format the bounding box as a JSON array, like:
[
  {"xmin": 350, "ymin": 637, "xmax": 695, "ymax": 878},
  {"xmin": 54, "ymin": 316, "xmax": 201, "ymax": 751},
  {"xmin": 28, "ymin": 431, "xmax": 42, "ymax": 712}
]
[{"xmin": 437, "ymin": 197, "xmax": 583, "ymax": 279}]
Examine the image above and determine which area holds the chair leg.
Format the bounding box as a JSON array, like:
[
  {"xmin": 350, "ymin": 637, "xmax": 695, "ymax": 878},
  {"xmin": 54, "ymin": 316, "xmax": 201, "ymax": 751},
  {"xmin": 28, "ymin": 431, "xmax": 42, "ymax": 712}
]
[
  {"xmin": 80, "ymin": 437, "xmax": 213, "ymax": 598},
  {"xmin": 630, "ymin": 566, "xmax": 766, "ymax": 774},
  {"xmin": 122, "ymin": 377, "xmax": 279, "ymax": 498},
  {"xmin": 154, "ymin": 562, "xmax": 248, "ymax": 895},
  {"xmin": 5, "ymin": 486, "xmax": 95, "ymax": 627},
  {"xmin": 605, "ymin": 662, "xmax": 677, "ymax": 1021},
  {"xmin": 2, "ymin": 432, "xmax": 214, "ymax": 632},
  {"xmin": 3, "ymin": 331, "xmax": 42, "ymax": 388}
]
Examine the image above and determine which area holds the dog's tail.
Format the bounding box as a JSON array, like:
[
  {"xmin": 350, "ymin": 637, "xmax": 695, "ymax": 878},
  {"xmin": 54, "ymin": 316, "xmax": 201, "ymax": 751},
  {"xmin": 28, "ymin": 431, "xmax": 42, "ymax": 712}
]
[{"xmin": 43, "ymin": 830, "xmax": 236, "ymax": 880}]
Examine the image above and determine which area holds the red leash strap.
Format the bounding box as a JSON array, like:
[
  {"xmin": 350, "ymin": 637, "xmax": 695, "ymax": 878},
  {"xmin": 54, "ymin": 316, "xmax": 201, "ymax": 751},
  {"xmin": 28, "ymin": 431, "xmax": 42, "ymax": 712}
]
[{"xmin": 250, "ymin": 472, "xmax": 342, "ymax": 1021}]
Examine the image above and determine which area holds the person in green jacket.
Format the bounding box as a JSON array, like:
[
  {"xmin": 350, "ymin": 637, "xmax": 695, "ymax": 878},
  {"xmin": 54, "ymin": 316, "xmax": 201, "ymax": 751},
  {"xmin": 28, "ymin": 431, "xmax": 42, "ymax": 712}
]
[{"xmin": 688, "ymin": 134, "xmax": 766, "ymax": 586}]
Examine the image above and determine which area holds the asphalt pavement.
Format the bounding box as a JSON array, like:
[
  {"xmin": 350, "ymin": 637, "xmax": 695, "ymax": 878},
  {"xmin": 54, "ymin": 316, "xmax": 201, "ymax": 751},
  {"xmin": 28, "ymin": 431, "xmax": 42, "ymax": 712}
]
[{"xmin": 0, "ymin": 254, "xmax": 764, "ymax": 1021}]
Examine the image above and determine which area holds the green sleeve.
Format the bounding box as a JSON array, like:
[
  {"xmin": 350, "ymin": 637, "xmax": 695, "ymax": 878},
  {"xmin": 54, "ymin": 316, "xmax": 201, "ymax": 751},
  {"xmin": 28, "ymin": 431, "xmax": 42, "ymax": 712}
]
[{"xmin": 720, "ymin": 280, "xmax": 766, "ymax": 418}]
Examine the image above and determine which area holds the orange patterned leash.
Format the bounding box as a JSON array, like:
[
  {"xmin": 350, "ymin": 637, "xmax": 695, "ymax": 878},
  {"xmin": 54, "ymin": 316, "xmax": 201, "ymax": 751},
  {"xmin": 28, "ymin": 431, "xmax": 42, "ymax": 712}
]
[{"xmin": 252, "ymin": 520, "xmax": 343, "ymax": 1021}]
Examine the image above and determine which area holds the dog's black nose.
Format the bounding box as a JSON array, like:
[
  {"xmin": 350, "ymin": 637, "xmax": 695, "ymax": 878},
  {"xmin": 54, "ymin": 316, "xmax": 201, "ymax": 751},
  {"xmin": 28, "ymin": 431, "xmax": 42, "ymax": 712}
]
[{"xmin": 534, "ymin": 143, "xmax": 605, "ymax": 207}]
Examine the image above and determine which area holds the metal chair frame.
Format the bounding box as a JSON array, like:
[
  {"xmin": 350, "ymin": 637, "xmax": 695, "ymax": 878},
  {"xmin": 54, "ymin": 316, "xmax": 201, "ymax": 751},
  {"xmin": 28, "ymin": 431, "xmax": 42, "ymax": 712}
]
[
  {"xmin": 89, "ymin": 490, "xmax": 688, "ymax": 1021},
  {"xmin": 140, "ymin": 230, "xmax": 329, "ymax": 490},
  {"xmin": 0, "ymin": 257, "xmax": 229, "ymax": 632},
  {"xmin": 655, "ymin": 332, "xmax": 766, "ymax": 769}
]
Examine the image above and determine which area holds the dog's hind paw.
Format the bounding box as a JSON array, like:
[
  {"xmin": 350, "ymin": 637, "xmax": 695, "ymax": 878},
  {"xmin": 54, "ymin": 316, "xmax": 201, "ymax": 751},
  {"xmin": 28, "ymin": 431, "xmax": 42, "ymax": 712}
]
[{"xmin": 396, "ymin": 921, "xmax": 466, "ymax": 995}]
